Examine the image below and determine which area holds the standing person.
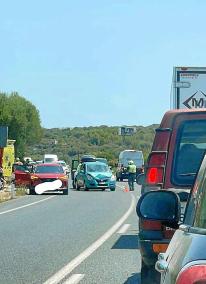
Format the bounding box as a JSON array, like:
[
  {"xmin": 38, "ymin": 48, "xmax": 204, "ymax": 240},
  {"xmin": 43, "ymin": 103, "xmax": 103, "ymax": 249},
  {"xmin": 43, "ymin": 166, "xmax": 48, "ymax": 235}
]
[
  {"xmin": 127, "ymin": 160, "xmax": 136, "ymax": 191},
  {"xmin": 15, "ymin": 158, "xmax": 23, "ymax": 165},
  {"xmin": 0, "ymin": 167, "xmax": 5, "ymax": 190}
]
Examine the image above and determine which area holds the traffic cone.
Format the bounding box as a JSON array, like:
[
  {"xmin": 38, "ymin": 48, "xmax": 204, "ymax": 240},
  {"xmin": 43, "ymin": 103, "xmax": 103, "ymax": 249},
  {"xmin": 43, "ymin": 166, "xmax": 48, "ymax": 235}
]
[{"xmin": 124, "ymin": 185, "xmax": 129, "ymax": 192}]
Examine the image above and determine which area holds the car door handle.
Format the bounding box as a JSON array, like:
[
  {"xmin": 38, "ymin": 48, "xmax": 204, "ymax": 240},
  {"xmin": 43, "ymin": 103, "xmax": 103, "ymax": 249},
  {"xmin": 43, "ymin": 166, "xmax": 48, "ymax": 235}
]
[{"xmin": 155, "ymin": 259, "xmax": 168, "ymax": 273}]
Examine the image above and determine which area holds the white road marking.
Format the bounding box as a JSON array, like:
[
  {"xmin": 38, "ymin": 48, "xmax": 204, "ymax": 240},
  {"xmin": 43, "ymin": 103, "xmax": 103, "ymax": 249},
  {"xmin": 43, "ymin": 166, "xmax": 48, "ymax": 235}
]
[
  {"xmin": 62, "ymin": 274, "xmax": 85, "ymax": 284},
  {"xmin": 44, "ymin": 193, "xmax": 136, "ymax": 284},
  {"xmin": 0, "ymin": 196, "xmax": 55, "ymax": 216},
  {"xmin": 117, "ymin": 223, "xmax": 131, "ymax": 234}
]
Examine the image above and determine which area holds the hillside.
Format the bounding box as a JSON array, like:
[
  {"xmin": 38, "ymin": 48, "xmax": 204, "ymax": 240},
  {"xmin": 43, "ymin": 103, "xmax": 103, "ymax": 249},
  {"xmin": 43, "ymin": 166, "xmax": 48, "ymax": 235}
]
[{"xmin": 25, "ymin": 124, "xmax": 159, "ymax": 166}]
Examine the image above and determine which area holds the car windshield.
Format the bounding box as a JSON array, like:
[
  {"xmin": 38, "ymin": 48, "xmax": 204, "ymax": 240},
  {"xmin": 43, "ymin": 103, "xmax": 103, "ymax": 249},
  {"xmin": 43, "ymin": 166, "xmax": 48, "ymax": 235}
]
[
  {"xmin": 87, "ymin": 163, "xmax": 109, "ymax": 173},
  {"xmin": 58, "ymin": 161, "xmax": 66, "ymax": 167},
  {"xmin": 34, "ymin": 165, "xmax": 64, "ymax": 174},
  {"xmin": 13, "ymin": 164, "xmax": 30, "ymax": 172},
  {"xmin": 96, "ymin": 158, "xmax": 108, "ymax": 164}
]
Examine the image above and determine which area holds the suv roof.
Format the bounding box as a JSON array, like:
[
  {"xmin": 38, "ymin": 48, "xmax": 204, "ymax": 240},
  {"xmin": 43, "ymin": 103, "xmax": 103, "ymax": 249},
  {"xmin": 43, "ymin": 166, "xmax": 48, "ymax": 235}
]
[{"xmin": 159, "ymin": 108, "xmax": 206, "ymax": 128}]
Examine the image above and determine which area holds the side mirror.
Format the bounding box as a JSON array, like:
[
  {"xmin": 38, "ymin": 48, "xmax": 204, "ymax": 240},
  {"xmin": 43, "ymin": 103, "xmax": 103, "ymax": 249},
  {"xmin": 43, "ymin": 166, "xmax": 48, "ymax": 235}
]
[
  {"xmin": 136, "ymin": 190, "xmax": 181, "ymax": 223},
  {"xmin": 136, "ymin": 173, "xmax": 145, "ymax": 185}
]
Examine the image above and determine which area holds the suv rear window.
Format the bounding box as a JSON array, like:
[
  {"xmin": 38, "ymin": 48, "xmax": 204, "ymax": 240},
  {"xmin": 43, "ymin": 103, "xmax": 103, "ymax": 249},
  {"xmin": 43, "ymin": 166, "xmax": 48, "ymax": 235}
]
[{"xmin": 172, "ymin": 120, "xmax": 206, "ymax": 186}]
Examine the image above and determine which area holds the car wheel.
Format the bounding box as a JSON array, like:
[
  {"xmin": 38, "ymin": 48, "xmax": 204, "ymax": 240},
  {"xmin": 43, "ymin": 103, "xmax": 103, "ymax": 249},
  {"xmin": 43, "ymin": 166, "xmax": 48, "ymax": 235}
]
[
  {"xmin": 110, "ymin": 188, "xmax": 115, "ymax": 191},
  {"xmin": 120, "ymin": 178, "xmax": 123, "ymax": 182},
  {"xmin": 141, "ymin": 261, "xmax": 160, "ymax": 284},
  {"xmin": 29, "ymin": 186, "xmax": 36, "ymax": 195},
  {"xmin": 63, "ymin": 188, "xmax": 68, "ymax": 195},
  {"xmin": 102, "ymin": 188, "xmax": 105, "ymax": 191},
  {"xmin": 83, "ymin": 182, "xmax": 89, "ymax": 191}
]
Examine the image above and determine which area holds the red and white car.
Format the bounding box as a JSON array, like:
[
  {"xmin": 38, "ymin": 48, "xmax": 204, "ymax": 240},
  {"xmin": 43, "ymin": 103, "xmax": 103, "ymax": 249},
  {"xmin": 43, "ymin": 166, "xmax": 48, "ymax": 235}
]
[
  {"xmin": 12, "ymin": 163, "xmax": 31, "ymax": 187},
  {"xmin": 30, "ymin": 163, "xmax": 68, "ymax": 195}
]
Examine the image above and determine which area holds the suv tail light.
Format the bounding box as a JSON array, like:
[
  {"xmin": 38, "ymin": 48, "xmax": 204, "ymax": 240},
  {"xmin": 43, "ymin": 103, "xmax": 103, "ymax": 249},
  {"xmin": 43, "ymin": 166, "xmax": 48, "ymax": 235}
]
[
  {"xmin": 176, "ymin": 265, "xmax": 206, "ymax": 284},
  {"xmin": 146, "ymin": 152, "xmax": 167, "ymax": 185}
]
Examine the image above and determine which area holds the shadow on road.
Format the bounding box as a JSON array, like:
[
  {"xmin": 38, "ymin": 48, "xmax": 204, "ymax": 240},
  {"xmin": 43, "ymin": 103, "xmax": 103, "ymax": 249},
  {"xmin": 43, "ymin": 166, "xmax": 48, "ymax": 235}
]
[
  {"xmin": 111, "ymin": 235, "xmax": 139, "ymax": 250},
  {"xmin": 123, "ymin": 273, "xmax": 141, "ymax": 284}
]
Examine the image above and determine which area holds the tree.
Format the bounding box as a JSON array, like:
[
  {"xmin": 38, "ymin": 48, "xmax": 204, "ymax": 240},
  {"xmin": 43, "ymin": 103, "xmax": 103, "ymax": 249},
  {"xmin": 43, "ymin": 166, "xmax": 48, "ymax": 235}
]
[{"xmin": 0, "ymin": 92, "xmax": 42, "ymax": 157}]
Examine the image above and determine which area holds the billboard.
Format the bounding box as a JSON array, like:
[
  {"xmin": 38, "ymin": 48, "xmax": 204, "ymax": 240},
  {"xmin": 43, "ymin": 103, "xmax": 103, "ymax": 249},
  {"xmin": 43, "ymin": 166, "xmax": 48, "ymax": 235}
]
[
  {"xmin": 119, "ymin": 127, "xmax": 136, "ymax": 136},
  {"xmin": 172, "ymin": 67, "xmax": 206, "ymax": 109}
]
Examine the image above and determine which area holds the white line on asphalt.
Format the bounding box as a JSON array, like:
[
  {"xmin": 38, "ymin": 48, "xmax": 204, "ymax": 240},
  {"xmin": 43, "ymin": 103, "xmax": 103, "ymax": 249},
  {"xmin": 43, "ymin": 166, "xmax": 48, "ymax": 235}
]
[
  {"xmin": 117, "ymin": 223, "xmax": 131, "ymax": 234},
  {"xmin": 0, "ymin": 196, "xmax": 55, "ymax": 216},
  {"xmin": 44, "ymin": 193, "xmax": 136, "ymax": 284},
  {"xmin": 62, "ymin": 274, "xmax": 85, "ymax": 284}
]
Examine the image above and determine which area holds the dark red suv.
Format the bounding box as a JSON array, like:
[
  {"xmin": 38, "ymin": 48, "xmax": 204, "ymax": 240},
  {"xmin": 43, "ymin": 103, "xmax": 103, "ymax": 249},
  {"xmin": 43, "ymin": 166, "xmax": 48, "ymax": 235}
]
[{"xmin": 137, "ymin": 108, "xmax": 206, "ymax": 283}]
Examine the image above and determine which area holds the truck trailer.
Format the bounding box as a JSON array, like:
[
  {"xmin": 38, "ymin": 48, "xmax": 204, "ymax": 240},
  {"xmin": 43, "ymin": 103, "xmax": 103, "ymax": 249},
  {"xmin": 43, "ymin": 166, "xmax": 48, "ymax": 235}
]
[{"xmin": 172, "ymin": 66, "xmax": 206, "ymax": 109}]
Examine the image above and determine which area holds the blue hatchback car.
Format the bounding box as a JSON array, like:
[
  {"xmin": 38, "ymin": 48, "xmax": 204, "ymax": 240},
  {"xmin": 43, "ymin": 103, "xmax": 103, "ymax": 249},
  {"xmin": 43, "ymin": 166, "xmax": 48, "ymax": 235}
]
[{"xmin": 74, "ymin": 161, "xmax": 116, "ymax": 191}]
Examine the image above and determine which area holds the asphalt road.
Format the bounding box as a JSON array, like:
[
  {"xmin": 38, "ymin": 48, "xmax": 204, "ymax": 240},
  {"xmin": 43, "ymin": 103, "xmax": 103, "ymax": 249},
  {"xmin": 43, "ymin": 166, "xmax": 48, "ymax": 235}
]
[{"xmin": 0, "ymin": 182, "xmax": 141, "ymax": 284}]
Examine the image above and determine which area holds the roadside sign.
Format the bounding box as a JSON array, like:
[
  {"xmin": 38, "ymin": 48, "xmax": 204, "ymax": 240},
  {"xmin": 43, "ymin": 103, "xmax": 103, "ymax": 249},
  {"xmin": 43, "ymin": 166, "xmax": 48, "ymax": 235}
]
[
  {"xmin": 172, "ymin": 67, "xmax": 206, "ymax": 109},
  {"xmin": 2, "ymin": 140, "xmax": 15, "ymax": 177},
  {"xmin": 0, "ymin": 126, "xmax": 8, "ymax": 148},
  {"xmin": 119, "ymin": 127, "xmax": 136, "ymax": 136}
]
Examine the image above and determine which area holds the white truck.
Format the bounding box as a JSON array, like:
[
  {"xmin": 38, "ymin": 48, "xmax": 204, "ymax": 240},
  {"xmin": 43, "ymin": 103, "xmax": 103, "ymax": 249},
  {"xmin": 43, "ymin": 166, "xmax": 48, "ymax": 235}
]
[
  {"xmin": 172, "ymin": 66, "xmax": 206, "ymax": 109},
  {"xmin": 43, "ymin": 154, "xmax": 58, "ymax": 163},
  {"xmin": 116, "ymin": 150, "xmax": 144, "ymax": 181}
]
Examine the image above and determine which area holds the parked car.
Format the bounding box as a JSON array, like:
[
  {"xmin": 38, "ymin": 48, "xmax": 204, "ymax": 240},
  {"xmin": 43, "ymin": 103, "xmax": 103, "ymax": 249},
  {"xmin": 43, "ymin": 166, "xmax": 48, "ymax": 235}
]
[
  {"xmin": 136, "ymin": 108, "xmax": 206, "ymax": 283},
  {"xmin": 30, "ymin": 163, "xmax": 68, "ymax": 195},
  {"xmin": 12, "ymin": 163, "xmax": 32, "ymax": 187},
  {"xmin": 71, "ymin": 155, "xmax": 96, "ymax": 188},
  {"xmin": 74, "ymin": 161, "xmax": 116, "ymax": 191},
  {"xmin": 137, "ymin": 153, "xmax": 206, "ymax": 284},
  {"xmin": 57, "ymin": 160, "xmax": 70, "ymax": 175}
]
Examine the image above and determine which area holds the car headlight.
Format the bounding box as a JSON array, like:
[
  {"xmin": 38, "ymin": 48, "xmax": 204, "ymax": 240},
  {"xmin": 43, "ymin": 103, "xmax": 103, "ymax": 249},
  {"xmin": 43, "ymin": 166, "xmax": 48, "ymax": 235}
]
[
  {"xmin": 110, "ymin": 175, "xmax": 116, "ymax": 181},
  {"xmin": 31, "ymin": 175, "xmax": 39, "ymax": 180},
  {"xmin": 87, "ymin": 174, "xmax": 94, "ymax": 181},
  {"xmin": 60, "ymin": 176, "xmax": 68, "ymax": 181}
]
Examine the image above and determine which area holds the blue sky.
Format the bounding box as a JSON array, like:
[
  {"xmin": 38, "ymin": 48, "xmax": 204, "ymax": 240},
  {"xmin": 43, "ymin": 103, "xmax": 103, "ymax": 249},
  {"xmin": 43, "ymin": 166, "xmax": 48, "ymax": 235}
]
[{"xmin": 1, "ymin": 0, "xmax": 206, "ymax": 128}]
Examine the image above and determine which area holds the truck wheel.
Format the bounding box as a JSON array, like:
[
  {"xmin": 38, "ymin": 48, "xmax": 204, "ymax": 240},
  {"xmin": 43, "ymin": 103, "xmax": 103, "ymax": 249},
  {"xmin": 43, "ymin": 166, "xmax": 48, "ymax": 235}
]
[{"xmin": 141, "ymin": 262, "xmax": 160, "ymax": 284}]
